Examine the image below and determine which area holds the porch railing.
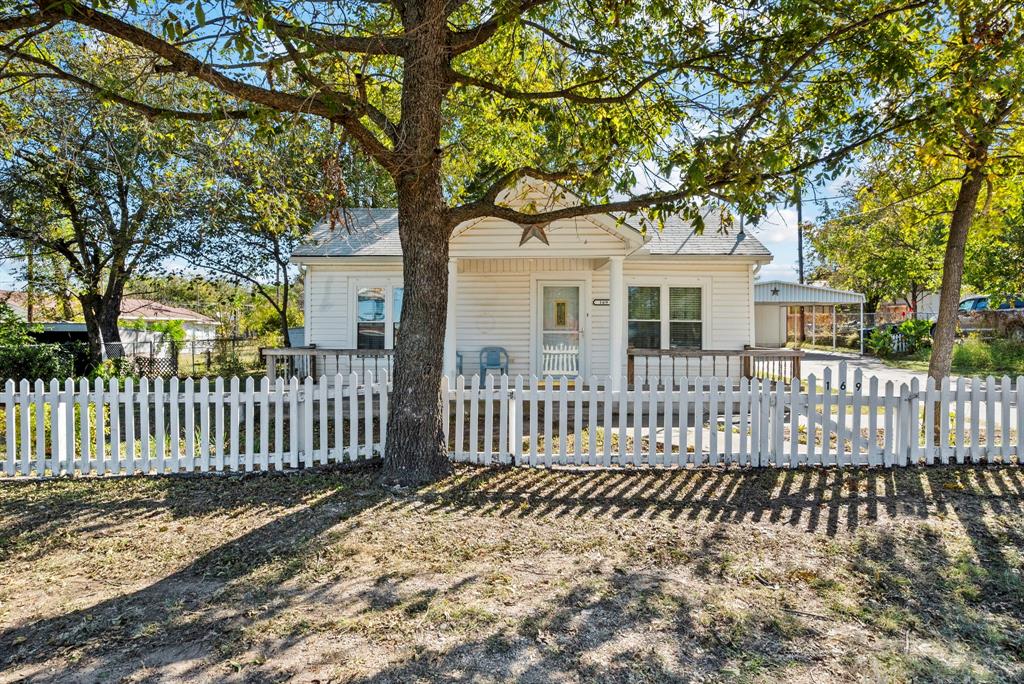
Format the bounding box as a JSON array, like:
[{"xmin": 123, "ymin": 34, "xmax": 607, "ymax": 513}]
[
  {"xmin": 262, "ymin": 346, "xmax": 393, "ymax": 380},
  {"xmin": 627, "ymin": 348, "xmax": 803, "ymax": 387}
]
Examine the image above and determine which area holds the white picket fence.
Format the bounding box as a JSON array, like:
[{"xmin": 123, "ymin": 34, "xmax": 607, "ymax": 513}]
[{"xmin": 1, "ymin": 362, "xmax": 1021, "ymax": 478}]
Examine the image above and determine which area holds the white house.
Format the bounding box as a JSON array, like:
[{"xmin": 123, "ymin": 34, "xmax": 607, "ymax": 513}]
[{"xmin": 289, "ymin": 180, "xmax": 783, "ymax": 385}]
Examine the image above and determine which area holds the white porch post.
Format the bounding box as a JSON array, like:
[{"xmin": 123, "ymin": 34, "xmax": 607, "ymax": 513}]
[
  {"xmin": 609, "ymin": 255, "xmax": 625, "ymax": 391},
  {"xmin": 443, "ymin": 257, "xmax": 458, "ymax": 378}
]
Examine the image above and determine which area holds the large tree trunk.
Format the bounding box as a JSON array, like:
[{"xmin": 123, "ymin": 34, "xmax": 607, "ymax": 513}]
[
  {"xmin": 928, "ymin": 144, "xmax": 988, "ymax": 384},
  {"xmin": 381, "ymin": 198, "xmax": 452, "ymax": 484},
  {"xmin": 379, "ymin": 0, "xmax": 453, "ymax": 485}
]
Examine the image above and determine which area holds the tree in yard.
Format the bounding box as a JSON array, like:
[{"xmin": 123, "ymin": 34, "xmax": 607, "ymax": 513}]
[
  {"xmin": 808, "ymin": 155, "xmax": 951, "ymax": 316},
  {"xmin": 0, "ymin": 0, "xmax": 935, "ymax": 483},
  {"xmin": 0, "ymin": 79, "xmax": 194, "ymax": 367},
  {"xmin": 176, "ymin": 121, "xmax": 394, "ymax": 347},
  {"xmin": 866, "ymin": 2, "xmax": 1024, "ymax": 383}
]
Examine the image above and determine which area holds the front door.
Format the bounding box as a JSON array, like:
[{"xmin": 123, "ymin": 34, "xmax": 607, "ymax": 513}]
[{"xmin": 538, "ymin": 283, "xmax": 583, "ymax": 376}]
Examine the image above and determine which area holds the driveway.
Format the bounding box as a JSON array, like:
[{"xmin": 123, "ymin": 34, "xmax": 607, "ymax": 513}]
[{"xmin": 801, "ymin": 350, "xmax": 935, "ymax": 387}]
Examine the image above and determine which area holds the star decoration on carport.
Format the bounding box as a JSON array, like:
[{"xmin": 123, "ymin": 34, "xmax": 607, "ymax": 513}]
[
  {"xmin": 771, "ymin": 286, "xmax": 780, "ymax": 296},
  {"xmin": 518, "ymin": 222, "xmax": 551, "ymax": 246}
]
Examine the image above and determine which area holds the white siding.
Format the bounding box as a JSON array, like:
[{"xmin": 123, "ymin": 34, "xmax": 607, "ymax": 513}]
[
  {"xmin": 755, "ymin": 304, "xmax": 787, "ymax": 347},
  {"xmin": 303, "ymin": 257, "xmax": 756, "ymax": 376},
  {"xmin": 451, "ymin": 216, "xmax": 633, "ymax": 258},
  {"xmin": 305, "ymin": 262, "xmax": 401, "ymax": 348}
]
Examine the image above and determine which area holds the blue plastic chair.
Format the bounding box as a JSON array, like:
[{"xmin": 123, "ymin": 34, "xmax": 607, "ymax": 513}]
[{"xmin": 479, "ymin": 347, "xmax": 509, "ymax": 376}]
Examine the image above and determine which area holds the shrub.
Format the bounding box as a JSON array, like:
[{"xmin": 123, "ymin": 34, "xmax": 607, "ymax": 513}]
[
  {"xmin": 953, "ymin": 336, "xmax": 1024, "ymax": 375},
  {"xmin": 866, "ymin": 327, "xmax": 894, "ymax": 357},
  {"xmin": 0, "ymin": 344, "xmax": 73, "ymax": 381},
  {"xmin": 841, "ymin": 332, "xmax": 861, "ymax": 349},
  {"xmin": 897, "ymin": 319, "xmax": 932, "ymax": 353}
]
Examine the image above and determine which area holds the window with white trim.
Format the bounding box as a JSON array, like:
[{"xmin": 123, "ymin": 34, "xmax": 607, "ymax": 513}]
[
  {"xmin": 355, "ymin": 282, "xmax": 403, "ymax": 349},
  {"xmin": 627, "ymin": 285, "xmax": 703, "ymax": 350}
]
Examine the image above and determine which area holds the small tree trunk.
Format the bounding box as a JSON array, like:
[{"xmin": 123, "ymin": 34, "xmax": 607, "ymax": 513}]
[
  {"xmin": 280, "ymin": 281, "xmax": 292, "ymax": 348},
  {"xmin": 380, "ymin": 199, "xmax": 452, "ymax": 485},
  {"xmin": 928, "ymin": 144, "xmax": 988, "ymax": 384}
]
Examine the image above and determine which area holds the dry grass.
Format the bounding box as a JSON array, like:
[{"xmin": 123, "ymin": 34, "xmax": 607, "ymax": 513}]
[{"xmin": 1, "ymin": 464, "xmax": 1023, "ymax": 683}]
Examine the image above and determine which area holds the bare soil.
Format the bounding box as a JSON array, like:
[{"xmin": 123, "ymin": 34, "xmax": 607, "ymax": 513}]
[{"xmin": 1, "ymin": 464, "xmax": 1022, "ymax": 683}]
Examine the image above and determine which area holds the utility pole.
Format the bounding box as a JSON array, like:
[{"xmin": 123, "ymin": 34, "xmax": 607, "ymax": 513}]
[
  {"xmin": 25, "ymin": 243, "xmax": 34, "ymax": 323},
  {"xmin": 796, "ymin": 179, "xmax": 806, "ymax": 343}
]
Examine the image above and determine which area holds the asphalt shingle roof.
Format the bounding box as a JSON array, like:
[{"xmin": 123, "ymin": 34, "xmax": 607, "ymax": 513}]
[{"xmin": 292, "ymin": 207, "xmax": 769, "ymax": 259}]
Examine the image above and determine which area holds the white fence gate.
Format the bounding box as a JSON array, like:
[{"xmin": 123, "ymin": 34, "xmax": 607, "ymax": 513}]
[{"xmin": 1, "ymin": 362, "xmax": 1021, "ymax": 478}]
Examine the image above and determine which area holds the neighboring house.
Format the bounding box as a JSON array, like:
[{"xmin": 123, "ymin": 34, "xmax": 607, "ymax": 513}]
[
  {"xmin": 291, "ymin": 179, "xmax": 773, "ymax": 381},
  {"xmin": 0, "ymin": 290, "xmax": 219, "ymax": 344},
  {"xmin": 118, "ymin": 299, "xmax": 219, "ymax": 341}
]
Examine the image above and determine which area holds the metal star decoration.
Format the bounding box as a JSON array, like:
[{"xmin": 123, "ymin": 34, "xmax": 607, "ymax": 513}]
[
  {"xmin": 518, "ymin": 222, "xmax": 551, "ymax": 246},
  {"xmin": 771, "ymin": 287, "xmax": 780, "ymax": 296}
]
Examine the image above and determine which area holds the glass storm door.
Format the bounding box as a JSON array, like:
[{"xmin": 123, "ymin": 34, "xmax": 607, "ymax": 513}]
[{"xmin": 539, "ymin": 284, "xmax": 582, "ymax": 376}]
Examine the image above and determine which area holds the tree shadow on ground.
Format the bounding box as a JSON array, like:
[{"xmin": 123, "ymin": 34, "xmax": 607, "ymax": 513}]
[{"xmin": 0, "ymin": 464, "xmax": 1021, "ymax": 682}]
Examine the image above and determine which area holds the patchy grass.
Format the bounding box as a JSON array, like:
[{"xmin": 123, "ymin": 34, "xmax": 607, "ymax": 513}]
[{"xmin": 1, "ymin": 465, "xmax": 1023, "ymax": 682}]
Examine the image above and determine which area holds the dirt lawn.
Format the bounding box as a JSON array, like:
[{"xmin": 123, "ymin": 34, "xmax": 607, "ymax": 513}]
[{"xmin": 1, "ymin": 465, "xmax": 1022, "ymax": 683}]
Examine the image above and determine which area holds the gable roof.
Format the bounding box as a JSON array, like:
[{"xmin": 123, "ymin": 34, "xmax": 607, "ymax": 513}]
[
  {"xmin": 293, "ymin": 206, "xmax": 769, "ymax": 259},
  {"xmin": 293, "ymin": 209, "xmax": 401, "ymax": 258},
  {"xmin": 635, "ymin": 211, "xmax": 771, "ymax": 258}
]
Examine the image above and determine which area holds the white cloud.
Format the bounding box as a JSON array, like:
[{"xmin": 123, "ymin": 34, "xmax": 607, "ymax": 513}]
[{"xmin": 751, "ymin": 206, "xmax": 799, "ymax": 245}]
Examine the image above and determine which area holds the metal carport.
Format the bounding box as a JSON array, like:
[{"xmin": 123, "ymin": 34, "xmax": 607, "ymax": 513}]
[{"xmin": 754, "ymin": 280, "xmax": 867, "ymax": 354}]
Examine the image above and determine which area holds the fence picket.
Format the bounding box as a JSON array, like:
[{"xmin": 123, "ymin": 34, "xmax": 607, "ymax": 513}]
[
  {"xmin": 617, "ymin": 380, "xmax": 627, "ymax": 466},
  {"xmin": 632, "ymin": 383, "xmax": 643, "ymax": 466},
  {"xmin": 836, "ymin": 363, "xmax": 848, "ymax": 466},
  {"xmin": 557, "ymin": 380, "xmax": 568, "ymax": 466},
  {"xmin": 483, "ymin": 374, "xmax": 495, "ymax": 464},
  {"xmin": 573, "ymin": 381, "xmax": 584, "ymax": 466},
  {"xmin": 1000, "ymin": 375, "xmax": 1011, "ymax": 462},
  {"xmin": 868, "ymin": 376, "xmax": 876, "ymax": 466},
  {"xmin": 288, "ymin": 376, "xmax": 299, "ymax": 468},
  {"xmin": 246, "ymin": 377, "xmax": 256, "ymax": 470},
  {"xmin": 454, "ymin": 375, "xmax": 465, "ymax": 462},
  {"xmin": 499, "ymin": 375, "xmax": 510, "ymax": 465},
  {"xmin": 970, "ymin": 377, "xmax": 982, "ymax": 463},
  {"xmin": 379, "ymin": 371, "xmax": 389, "ymax": 457},
  {"xmin": 275, "ymin": 378, "xmax": 286, "ymax": 468},
  {"xmin": 648, "ymin": 384, "xmax": 659, "ymax": 466},
  {"xmin": 806, "ymin": 375, "xmax": 817, "ymax": 466},
  {"xmin": 899, "ymin": 382, "xmax": 912, "ymax": 465},
  {"xmin": 139, "ymin": 378, "xmax": 150, "ymax": 474},
  {"xmin": 184, "ymin": 378, "xmax": 195, "ymax": 472},
  {"xmin": 789, "ymin": 380, "xmax": 799, "ymax": 468},
  {"xmin": 821, "ymin": 368, "xmax": 832, "ymax": 466},
  {"xmin": 883, "ymin": 381, "xmax": 895, "ymax": 467},
  {"xmin": 737, "ymin": 377, "xmax": 748, "ymax": 465},
  {"xmin": 468, "ymin": 374, "xmax": 480, "ymax": 464},
  {"xmin": 955, "ymin": 377, "xmax": 967, "ymax": 464},
  {"xmin": 923, "ymin": 377, "xmax": 936, "ymax": 465},
  {"xmin": 708, "ymin": 382, "xmax": 719, "ymax": 466},
  {"xmin": 484, "ymin": 374, "xmax": 495, "ymax": 466},
  {"xmin": 316, "ymin": 376, "xmax": 327, "ymax": 466},
  {"xmin": 3, "ymin": 380, "xmax": 13, "ymax": 476},
  {"xmin": 260, "ymin": 377, "xmax": 270, "ymax": 470},
  {"xmin": 602, "ymin": 381, "xmax": 613, "ymax": 467},
  {"xmin": 63, "ymin": 378, "xmax": 75, "ymax": 475},
  {"xmin": 347, "ymin": 373, "xmax": 358, "ymax": 462},
  {"xmin": 92, "ymin": 378, "xmax": 104, "ymax": 475},
  {"xmin": 77, "ymin": 378, "xmax": 90, "ymax": 475},
  {"xmin": 363, "ymin": 373, "xmax": 374, "ymax": 459},
  {"xmin": 108, "ymin": 378, "xmax": 120, "ymax": 475},
  {"xmin": 514, "ymin": 375, "xmax": 525, "ymax": 465},
  {"xmin": 229, "ymin": 377, "xmax": 240, "ymax": 471},
  {"xmin": 722, "ymin": 381, "xmax": 732, "ymax": 465},
  {"xmin": 850, "ymin": 369, "xmax": 863, "ymax": 466},
  {"xmin": 544, "ymin": 378, "xmax": 554, "ymax": 467},
  {"xmin": 586, "ymin": 377, "xmax": 597, "ymax": 466},
  {"xmin": 529, "ymin": 376, "xmax": 539, "ymax": 466},
  {"xmin": 693, "ymin": 378, "xmax": 704, "ymax": 465}
]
